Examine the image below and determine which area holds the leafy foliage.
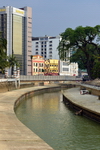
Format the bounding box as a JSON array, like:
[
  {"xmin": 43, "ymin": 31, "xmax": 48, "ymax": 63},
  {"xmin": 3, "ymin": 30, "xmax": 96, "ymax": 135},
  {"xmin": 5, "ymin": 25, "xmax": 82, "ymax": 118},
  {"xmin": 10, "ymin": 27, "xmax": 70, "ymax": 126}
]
[
  {"xmin": 58, "ymin": 25, "xmax": 100, "ymax": 79},
  {"xmin": 8, "ymin": 55, "xmax": 20, "ymax": 68},
  {"xmin": 0, "ymin": 37, "xmax": 8, "ymax": 73},
  {"xmin": 0, "ymin": 34, "xmax": 19, "ymax": 74}
]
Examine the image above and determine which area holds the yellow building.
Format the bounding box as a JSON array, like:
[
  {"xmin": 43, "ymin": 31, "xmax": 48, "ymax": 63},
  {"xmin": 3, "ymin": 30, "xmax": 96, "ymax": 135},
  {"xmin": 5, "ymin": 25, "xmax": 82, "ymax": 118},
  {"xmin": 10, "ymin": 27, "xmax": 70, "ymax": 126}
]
[{"xmin": 44, "ymin": 59, "xmax": 59, "ymax": 75}]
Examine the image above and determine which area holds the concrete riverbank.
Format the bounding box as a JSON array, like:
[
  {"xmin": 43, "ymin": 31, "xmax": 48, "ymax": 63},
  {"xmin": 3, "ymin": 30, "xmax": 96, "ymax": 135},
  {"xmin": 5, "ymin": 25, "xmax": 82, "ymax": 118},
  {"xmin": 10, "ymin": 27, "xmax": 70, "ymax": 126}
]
[
  {"xmin": 63, "ymin": 87, "xmax": 100, "ymax": 123},
  {"xmin": 0, "ymin": 85, "xmax": 61, "ymax": 150},
  {"xmin": 1, "ymin": 82, "xmax": 99, "ymax": 149}
]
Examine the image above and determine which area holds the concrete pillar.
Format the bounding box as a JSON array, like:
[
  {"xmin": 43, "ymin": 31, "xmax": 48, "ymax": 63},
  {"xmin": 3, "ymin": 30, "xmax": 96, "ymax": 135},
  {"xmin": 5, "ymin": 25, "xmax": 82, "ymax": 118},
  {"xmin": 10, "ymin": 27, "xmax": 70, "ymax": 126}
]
[
  {"xmin": 13, "ymin": 64, "xmax": 17, "ymax": 78},
  {"xmin": 18, "ymin": 79, "xmax": 20, "ymax": 88},
  {"xmin": 17, "ymin": 69, "xmax": 20, "ymax": 78},
  {"xmin": 13, "ymin": 70, "xmax": 17, "ymax": 78},
  {"xmin": 15, "ymin": 79, "xmax": 17, "ymax": 88},
  {"xmin": 5, "ymin": 70, "xmax": 8, "ymax": 78}
]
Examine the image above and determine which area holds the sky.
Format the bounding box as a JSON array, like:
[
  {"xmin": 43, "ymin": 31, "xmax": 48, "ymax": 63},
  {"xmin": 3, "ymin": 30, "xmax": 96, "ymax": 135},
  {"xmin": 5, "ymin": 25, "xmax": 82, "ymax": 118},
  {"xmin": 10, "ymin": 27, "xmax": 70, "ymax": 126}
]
[{"xmin": 0, "ymin": 0, "xmax": 100, "ymax": 37}]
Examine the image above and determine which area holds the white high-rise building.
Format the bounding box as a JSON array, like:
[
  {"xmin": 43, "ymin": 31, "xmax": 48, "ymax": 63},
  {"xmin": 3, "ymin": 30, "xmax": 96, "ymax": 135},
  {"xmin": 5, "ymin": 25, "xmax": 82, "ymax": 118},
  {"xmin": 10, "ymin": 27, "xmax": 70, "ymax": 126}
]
[{"xmin": 32, "ymin": 35, "xmax": 61, "ymax": 60}]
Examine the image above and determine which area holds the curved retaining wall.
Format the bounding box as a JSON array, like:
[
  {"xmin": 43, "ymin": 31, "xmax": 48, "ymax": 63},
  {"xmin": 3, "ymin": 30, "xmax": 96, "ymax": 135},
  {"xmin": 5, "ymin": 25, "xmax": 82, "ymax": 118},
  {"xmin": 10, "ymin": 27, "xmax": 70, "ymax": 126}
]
[
  {"xmin": 0, "ymin": 84, "xmax": 76, "ymax": 149},
  {"xmin": 80, "ymin": 83, "xmax": 100, "ymax": 97},
  {"xmin": 63, "ymin": 95, "xmax": 100, "ymax": 123},
  {"xmin": 14, "ymin": 86, "xmax": 61, "ymax": 110},
  {"xmin": 0, "ymin": 85, "xmax": 61, "ymax": 150},
  {"xmin": 63, "ymin": 87, "xmax": 100, "ymax": 123}
]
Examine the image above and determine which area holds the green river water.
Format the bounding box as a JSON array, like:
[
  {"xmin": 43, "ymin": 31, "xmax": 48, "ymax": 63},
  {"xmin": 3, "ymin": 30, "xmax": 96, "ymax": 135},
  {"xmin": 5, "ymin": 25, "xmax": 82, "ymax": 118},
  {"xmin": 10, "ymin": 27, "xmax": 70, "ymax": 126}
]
[{"xmin": 15, "ymin": 90, "xmax": 100, "ymax": 150}]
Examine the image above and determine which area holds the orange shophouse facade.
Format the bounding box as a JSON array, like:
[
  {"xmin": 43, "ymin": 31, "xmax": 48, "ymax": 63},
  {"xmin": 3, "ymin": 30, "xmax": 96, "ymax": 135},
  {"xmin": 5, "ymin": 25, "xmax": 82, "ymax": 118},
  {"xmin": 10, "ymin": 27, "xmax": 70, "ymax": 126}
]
[{"xmin": 31, "ymin": 55, "xmax": 44, "ymax": 75}]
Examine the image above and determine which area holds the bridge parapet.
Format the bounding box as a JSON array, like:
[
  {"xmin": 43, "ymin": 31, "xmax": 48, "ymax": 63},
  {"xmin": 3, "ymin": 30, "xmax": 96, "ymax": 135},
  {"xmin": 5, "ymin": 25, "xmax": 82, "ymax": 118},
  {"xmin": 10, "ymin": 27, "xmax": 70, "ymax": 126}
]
[{"xmin": 20, "ymin": 75, "xmax": 82, "ymax": 81}]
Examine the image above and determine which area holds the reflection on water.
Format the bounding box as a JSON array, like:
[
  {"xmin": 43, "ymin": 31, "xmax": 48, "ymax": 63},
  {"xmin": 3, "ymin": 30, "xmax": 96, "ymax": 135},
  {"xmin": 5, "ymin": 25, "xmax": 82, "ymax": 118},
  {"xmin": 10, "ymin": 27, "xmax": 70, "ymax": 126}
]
[{"xmin": 15, "ymin": 90, "xmax": 100, "ymax": 150}]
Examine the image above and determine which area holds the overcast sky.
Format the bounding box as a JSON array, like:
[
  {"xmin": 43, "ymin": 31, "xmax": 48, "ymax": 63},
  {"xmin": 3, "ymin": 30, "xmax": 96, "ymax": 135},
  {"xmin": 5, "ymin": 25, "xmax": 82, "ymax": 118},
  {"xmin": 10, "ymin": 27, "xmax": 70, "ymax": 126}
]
[{"xmin": 0, "ymin": 0, "xmax": 100, "ymax": 37}]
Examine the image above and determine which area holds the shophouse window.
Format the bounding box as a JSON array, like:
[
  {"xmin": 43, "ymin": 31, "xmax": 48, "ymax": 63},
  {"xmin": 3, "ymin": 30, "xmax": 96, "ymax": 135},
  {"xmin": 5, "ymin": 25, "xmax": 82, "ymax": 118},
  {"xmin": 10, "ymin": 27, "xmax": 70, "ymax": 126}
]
[{"xmin": 63, "ymin": 68, "xmax": 69, "ymax": 71}]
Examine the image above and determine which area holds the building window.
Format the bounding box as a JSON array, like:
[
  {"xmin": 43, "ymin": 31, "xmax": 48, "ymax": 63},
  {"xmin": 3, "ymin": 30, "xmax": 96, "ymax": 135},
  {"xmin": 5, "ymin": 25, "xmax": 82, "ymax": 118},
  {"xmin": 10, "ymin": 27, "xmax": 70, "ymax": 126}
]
[
  {"xmin": 49, "ymin": 55, "xmax": 52, "ymax": 57},
  {"xmin": 49, "ymin": 51, "xmax": 52, "ymax": 54},
  {"xmin": 49, "ymin": 41, "xmax": 52, "ymax": 43},
  {"xmin": 63, "ymin": 62, "xmax": 69, "ymax": 66},
  {"xmin": 34, "ymin": 63, "xmax": 38, "ymax": 67},
  {"xmin": 63, "ymin": 68, "xmax": 69, "ymax": 71}
]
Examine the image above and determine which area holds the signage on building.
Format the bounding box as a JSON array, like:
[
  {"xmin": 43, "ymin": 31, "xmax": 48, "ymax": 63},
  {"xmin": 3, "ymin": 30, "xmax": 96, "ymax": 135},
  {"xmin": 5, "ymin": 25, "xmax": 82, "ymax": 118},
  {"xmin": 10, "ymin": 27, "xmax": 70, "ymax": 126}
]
[
  {"xmin": 0, "ymin": 8, "xmax": 6, "ymax": 12},
  {"xmin": 13, "ymin": 8, "xmax": 24, "ymax": 16},
  {"xmin": 0, "ymin": 8, "xmax": 6, "ymax": 13},
  {"xmin": 16, "ymin": 9, "xmax": 24, "ymax": 15}
]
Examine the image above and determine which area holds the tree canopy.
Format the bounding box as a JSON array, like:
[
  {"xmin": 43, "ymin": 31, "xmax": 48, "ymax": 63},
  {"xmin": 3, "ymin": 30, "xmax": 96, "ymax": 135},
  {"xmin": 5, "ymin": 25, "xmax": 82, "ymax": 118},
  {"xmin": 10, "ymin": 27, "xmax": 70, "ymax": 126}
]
[
  {"xmin": 58, "ymin": 25, "xmax": 100, "ymax": 79},
  {"xmin": 0, "ymin": 36, "xmax": 8, "ymax": 73},
  {"xmin": 0, "ymin": 34, "xmax": 19, "ymax": 75}
]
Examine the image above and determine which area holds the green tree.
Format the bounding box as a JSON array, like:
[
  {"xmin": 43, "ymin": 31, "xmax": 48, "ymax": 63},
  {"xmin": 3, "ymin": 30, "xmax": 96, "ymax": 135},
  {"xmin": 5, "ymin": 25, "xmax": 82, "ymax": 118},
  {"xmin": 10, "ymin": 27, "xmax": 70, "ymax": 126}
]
[
  {"xmin": 8, "ymin": 54, "xmax": 20, "ymax": 74},
  {"xmin": 0, "ymin": 34, "xmax": 20, "ymax": 75},
  {"xmin": 58, "ymin": 25, "xmax": 100, "ymax": 79},
  {"xmin": 92, "ymin": 55, "xmax": 100, "ymax": 79},
  {"xmin": 0, "ymin": 36, "xmax": 8, "ymax": 74}
]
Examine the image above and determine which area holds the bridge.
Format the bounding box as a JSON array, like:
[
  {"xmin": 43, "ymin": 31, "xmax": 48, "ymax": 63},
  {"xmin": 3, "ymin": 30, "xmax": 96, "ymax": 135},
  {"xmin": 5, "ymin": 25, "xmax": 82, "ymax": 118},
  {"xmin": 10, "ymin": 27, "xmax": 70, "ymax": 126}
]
[
  {"xmin": 0, "ymin": 75, "xmax": 82, "ymax": 90},
  {"xmin": 20, "ymin": 75, "xmax": 82, "ymax": 82}
]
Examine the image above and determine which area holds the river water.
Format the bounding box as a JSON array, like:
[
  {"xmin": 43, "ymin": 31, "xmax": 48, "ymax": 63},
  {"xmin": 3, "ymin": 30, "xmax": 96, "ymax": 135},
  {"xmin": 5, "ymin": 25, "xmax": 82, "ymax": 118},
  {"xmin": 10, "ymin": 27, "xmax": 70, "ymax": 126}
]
[{"xmin": 15, "ymin": 89, "xmax": 100, "ymax": 150}]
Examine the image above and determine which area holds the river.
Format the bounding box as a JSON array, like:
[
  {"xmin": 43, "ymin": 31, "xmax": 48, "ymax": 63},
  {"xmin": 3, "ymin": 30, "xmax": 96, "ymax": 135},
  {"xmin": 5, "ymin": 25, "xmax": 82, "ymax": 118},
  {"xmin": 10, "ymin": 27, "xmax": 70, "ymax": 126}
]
[{"xmin": 15, "ymin": 89, "xmax": 100, "ymax": 150}]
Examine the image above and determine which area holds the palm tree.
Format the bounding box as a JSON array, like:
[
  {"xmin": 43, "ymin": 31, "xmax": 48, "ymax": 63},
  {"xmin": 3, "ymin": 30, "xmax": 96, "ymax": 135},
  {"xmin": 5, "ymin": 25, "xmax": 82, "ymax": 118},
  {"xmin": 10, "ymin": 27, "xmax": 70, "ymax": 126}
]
[
  {"xmin": 0, "ymin": 33, "xmax": 20, "ymax": 76},
  {"xmin": 8, "ymin": 54, "xmax": 20, "ymax": 75}
]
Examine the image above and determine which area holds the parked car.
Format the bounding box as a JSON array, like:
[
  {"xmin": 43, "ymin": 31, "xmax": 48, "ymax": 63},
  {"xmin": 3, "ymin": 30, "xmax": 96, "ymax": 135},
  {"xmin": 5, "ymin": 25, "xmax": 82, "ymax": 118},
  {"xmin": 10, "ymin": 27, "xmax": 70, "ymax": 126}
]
[{"xmin": 82, "ymin": 75, "xmax": 89, "ymax": 81}]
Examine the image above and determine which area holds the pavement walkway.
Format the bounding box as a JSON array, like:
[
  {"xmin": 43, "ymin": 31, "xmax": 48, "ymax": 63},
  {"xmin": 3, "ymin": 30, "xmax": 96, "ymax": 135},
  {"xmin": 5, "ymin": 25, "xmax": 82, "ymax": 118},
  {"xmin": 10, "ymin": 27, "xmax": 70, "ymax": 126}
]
[
  {"xmin": 63, "ymin": 87, "xmax": 100, "ymax": 115},
  {"xmin": 0, "ymin": 85, "xmax": 55, "ymax": 150}
]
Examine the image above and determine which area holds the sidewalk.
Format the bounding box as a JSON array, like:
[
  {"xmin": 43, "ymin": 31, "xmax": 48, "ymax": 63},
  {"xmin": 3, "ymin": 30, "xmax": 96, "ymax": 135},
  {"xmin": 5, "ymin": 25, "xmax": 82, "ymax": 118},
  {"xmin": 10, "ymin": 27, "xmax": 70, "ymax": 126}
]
[
  {"xmin": 0, "ymin": 85, "xmax": 55, "ymax": 150},
  {"xmin": 63, "ymin": 87, "xmax": 100, "ymax": 115}
]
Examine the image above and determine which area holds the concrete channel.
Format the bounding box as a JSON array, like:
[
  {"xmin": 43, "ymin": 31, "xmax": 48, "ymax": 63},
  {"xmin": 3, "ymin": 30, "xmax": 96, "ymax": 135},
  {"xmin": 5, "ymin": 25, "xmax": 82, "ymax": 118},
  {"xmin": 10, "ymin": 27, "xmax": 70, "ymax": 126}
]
[
  {"xmin": 2, "ymin": 82, "xmax": 98, "ymax": 149},
  {"xmin": 0, "ymin": 85, "xmax": 61, "ymax": 150},
  {"xmin": 63, "ymin": 87, "xmax": 100, "ymax": 123}
]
